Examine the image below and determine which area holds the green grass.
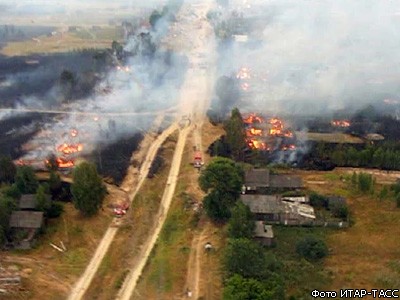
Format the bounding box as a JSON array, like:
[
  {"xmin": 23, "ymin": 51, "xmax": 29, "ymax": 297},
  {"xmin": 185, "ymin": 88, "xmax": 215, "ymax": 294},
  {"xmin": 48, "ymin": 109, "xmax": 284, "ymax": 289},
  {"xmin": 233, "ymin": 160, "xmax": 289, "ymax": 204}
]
[{"xmin": 270, "ymin": 226, "xmax": 333, "ymax": 298}]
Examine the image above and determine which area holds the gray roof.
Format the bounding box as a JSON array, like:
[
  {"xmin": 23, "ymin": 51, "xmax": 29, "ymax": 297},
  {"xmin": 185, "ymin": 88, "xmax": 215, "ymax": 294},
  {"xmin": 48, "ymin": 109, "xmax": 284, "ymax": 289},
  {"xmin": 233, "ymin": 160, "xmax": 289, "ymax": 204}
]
[
  {"xmin": 244, "ymin": 169, "xmax": 270, "ymax": 187},
  {"xmin": 18, "ymin": 194, "xmax": 51, "ymax": 210},
  {"xmin": 269, "ymin": 174, "xmax": 303, "ymax": 188},
  {"xmin": 18, "ymin": 195, "xmax": 37, "ymax": 210},
  {"xmin": 9, "ymin": 211, "xmax": 44, "ymax": 229},
  {"xmin": 241, "ymin": 194, "xmax": 282, "ymax": 214},
  {"xmin": 254, "ymin": 221, "xmax": 274, "ymax": 239}
]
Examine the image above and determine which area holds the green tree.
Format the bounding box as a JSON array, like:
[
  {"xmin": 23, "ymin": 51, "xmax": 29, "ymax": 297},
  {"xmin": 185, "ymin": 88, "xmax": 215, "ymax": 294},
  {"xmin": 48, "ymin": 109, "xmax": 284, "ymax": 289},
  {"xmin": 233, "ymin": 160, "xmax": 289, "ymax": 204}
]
[
  {"xmin": 48, "ymin": 171, "xmax": 62, "ymax": 199},
  {"xmin": 71, "ymin": 162, "xmax": 106, "ymax": 216},
  {"xmin": 227, "ymin": 202, "xmax": 255, "ymax": 239},
  {"xmin": 1, "ymin": 184, "xmax": 21, "ymax": 200},
  {"xmin": 203, "ymin": 189, "xmax": 233, "ymax": 221},
  {"xmin": 296, "ymin": 235, "xmax": 328, "ymax": 261},
  {"xmin": 378, "ymin": 186, "xmax": 389, "ymax": 201},
  {"xmin": 223, "ymin": 238, "xmax": 267, "ymax": 279},
  {"xmin": 35, "ymin": 185, "xmax": 50, "ymax": 212},
  {"xmin": 199, "ymin": 157, "xmax": 243, "ymax": 197},
  {"xmin": 223, "ymin": 273, "xmax": 284, "ymax": 300},
  {"xmin": 0, "ymin": 156, "xmax": 16, "ymax": 184},
  {"xmin": 0, "ymin": 195, "xmax": 16, "ymax": 246},
  {"xmin": 396, "ymin": 193, "xmax": 400, "ymax": 208},
  {"xmin": 357, "ymin": 172, "xmax": 374, "ymax": 193},
  {"xmin": 15, "ymin": 166, "xmax": 39, "ymax": 194},
  {"xmin": 224, "ymin": 108, "xmax": 247, "ymax": 161}
]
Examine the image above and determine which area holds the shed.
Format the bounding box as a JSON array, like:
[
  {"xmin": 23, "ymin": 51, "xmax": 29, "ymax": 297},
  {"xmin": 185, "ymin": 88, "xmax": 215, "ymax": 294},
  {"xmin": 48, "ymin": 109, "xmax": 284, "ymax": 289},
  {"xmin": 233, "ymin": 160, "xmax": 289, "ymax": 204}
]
[
  {"xmin": 9, "ymin": 211, "xmax": 44, "ymax": 229},
  {"xmin": 18, "ymin": 194, "xmax": 37, "ymax": 210},
  {"xmin": 9, "ymin": 211, "xmax": 44, "ymax": 250},
  {"xmin": 254, "ymin": 221, "xmax": 275, "ymax": 247}
]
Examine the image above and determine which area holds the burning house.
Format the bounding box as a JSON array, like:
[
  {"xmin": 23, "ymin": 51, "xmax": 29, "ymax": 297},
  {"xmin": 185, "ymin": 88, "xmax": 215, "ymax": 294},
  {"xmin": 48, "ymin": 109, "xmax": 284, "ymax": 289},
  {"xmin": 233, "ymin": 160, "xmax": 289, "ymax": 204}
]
[{"xmin": 243, "ymin": 113, "xmax": 298, "ymax": 158}]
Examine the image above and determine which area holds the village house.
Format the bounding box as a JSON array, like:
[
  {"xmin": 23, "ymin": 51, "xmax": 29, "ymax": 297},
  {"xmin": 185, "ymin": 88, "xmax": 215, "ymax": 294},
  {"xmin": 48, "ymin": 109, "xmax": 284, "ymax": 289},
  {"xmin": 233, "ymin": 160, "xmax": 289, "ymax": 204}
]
[
  {"xmin": 241, "ymin": 194, "xmax": 316, "ymax": 225},
  {"xmin": 8, "ymin": 211, "xmax": 44, "ymax": 250},
  {"xmin": 243, "ymin": 169, "xmax": 303, "ymax": 194}
]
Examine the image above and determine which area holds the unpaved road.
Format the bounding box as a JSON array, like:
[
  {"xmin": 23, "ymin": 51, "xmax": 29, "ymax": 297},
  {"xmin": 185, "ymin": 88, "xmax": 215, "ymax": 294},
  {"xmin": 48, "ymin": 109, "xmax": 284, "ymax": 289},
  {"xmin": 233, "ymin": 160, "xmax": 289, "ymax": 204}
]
[
  {"xmin": 67, "ymin": 123, "xmax": 177, "ymax": 300},
  {"xmin": 116, "ymin": 1, "xmax": 216, "ymax": 299}
]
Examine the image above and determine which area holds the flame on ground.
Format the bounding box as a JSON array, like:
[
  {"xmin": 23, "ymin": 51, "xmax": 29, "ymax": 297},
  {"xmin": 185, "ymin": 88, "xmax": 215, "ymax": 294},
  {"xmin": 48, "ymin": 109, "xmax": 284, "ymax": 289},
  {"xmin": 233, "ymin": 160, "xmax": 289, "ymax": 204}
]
[
  {"xmin": 331, "ymin": 120, "xmax": 350, "ymax": 127},
  {"xmin": 57, "ymin": 143, "xmax": 83, "ymax": 155}
]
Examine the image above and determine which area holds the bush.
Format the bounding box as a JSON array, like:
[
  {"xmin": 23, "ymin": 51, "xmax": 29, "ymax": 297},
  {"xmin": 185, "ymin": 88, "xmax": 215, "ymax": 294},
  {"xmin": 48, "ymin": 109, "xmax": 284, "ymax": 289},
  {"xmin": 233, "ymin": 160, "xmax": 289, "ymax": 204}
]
[
  {"xmin": 331, "ymin": 203, "xmax": 349, "ymax": 220},
  {"xmin": 296, "ymin": 236, "xmax": 328, "ymax": 261},
  {"xmin": 47, "ymin": 202, "xmax": 64, "ymax": 218},
  {"xmin": 309, "ymin": 193, "xmax": 328, "ymax": 209}
]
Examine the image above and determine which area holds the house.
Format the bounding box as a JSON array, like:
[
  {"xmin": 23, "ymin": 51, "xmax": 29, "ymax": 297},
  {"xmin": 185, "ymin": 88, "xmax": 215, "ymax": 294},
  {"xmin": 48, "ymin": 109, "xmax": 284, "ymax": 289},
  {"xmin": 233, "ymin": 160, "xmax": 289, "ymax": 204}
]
[
  {"xmin": 254, "ymin": 221, "xmax": 275, "ymax": 247},
  {"xmin": 240, "ymin": 194, "xmax": 316, "ymax": 225},
  {"xmin": 9, "ymin": 211, "xmax": 44, "ymax": 250},
  {"xmin": 243, "ymin": 169, "xmax": 303, "ymax": 193},
  {"xmin": 17, "ymin": 194, "xmax": 51, "ymax": 210}
]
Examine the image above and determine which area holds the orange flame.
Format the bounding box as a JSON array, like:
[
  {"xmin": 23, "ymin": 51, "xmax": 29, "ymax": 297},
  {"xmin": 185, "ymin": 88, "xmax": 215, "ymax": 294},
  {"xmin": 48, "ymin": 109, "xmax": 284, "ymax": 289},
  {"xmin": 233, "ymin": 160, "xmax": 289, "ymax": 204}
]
[
  {"xmin": 56, "ymin": 157, "xmax": 74, "ymax": 168},
  {"xmin": 331, "ymin": 120, "xmax": 350, "ymax": 127},
  {"xmin": 57, "ymin": 143, "xmax": 83, "ymax": 155}
]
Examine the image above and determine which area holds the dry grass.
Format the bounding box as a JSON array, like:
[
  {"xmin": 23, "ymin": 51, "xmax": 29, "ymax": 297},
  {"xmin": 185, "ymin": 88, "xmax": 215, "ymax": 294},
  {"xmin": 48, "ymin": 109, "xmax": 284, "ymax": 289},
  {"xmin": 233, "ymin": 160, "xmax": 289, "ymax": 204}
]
[
  {"xmin": 295, "ymin": 132, "xmax": 364, "ymax": 144},
  {"xmin": 1, "ymin": 31, "xmax": 115, "ymax": 56},
  {"xmin": 0, "ymin": 199, "xmax": 113, "ymax": 300},
  {"xmin": 299, "ymin": 169, "xmax": 400, "ymax": 291},
  {"xmin": 83, "ymin": 132, "xmax": 178, "ymax": 300}
]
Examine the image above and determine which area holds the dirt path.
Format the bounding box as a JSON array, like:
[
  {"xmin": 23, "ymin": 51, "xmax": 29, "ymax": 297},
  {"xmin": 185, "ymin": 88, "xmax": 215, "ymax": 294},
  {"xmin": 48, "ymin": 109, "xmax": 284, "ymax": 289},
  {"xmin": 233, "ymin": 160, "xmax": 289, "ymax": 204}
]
[
  {"xmin": 116, "ymin": 125, "xmax": 190, "ymax": 300},
  {"xmin": 67, "ymin": 123, "xmax": 177, "ymax": 300}
]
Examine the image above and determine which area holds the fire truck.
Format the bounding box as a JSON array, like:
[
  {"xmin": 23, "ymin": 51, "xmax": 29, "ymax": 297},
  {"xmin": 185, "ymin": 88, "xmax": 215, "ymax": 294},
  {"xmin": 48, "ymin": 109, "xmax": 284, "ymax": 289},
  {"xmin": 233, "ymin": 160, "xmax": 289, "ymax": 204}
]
[{"xmin": 193, "ymin": 151, "xmax": 204, "ymax": 169}]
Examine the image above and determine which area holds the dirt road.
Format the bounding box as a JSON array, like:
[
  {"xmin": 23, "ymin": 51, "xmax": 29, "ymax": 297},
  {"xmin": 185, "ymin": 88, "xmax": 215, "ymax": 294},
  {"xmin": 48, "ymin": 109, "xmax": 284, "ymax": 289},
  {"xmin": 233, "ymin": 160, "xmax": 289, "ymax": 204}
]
[
  {"xmin": 67, "ymin": 124, "xmax": 177, "ymax": 300},
  {"xmin": 116, "ymin": 1, "xmax": 216, "ymax": 299}
]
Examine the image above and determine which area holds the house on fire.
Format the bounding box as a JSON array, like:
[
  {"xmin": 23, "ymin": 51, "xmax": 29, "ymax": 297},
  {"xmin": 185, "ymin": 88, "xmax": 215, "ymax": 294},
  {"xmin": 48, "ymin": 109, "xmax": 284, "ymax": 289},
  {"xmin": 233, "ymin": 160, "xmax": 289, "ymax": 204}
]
[
  {"xmin": 241, "ymin": 194, "xmax": 316, "ymax": 225},
  {"xmin": 242, "ymin": 169, "xmax": 303, "ymax": 194}
]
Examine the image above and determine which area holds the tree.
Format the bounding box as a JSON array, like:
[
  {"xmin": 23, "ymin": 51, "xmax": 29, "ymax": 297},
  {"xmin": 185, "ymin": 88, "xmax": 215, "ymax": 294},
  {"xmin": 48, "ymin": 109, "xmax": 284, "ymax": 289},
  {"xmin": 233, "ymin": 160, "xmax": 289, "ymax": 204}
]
[
  {"xmin": 223, "ymin": 273, "xmax": 285, "ymax": 300},
  {"xmin": 35, "ymin": 185, "xmax": 50, "ymax": 212},
  {"xmin": 149, "ymin": 10, "xmax": 163, "ymax": 29},
  {"xmin": 71, "ymin": 162, "xmax": 106, "ymax": 216},
  {"xmin": 227, "ymin": 202, "xmax": 255, "ymax": 239},
  {"xmin": 199, "ymin": 157, "xmax": 243, "ymax": 197},
  {"xmin": 203, "ymin": 189, "xmax": 233, "ymax": 221},
  {"xmin": 48, "ymin": 171, "xmax": 62, "ymax": 199},
  {"xmin": 0, "ymin": 195, "xmax": 16, "ymax": 247},
  {"xmin": 0, "ymin": 156, "xmax": 16, "ymax": 184},
  {"xmin": 223, "ymin": 238, "xmax": 267, "ymax": 279},
  {"xmin": 357, "ymin": 172, "xmax": 373, "ymax": 193},
  {"xmin": 46, "ymin": 153, "xmax": 59, "ymax": 171},
  {"xmin": 296, "ymin": 236, "xmax": 328, "ymax": 261},
  {"xmin": 199, "ymin": 157, "xmax": 243, "ymax": 222},
  {"xmin": 15, "ymin": 166, "xmax": 39, "ymax": 194},
  {"xmin": 224, "ymin": 108, "xmax": 247, "ymax": 161}
]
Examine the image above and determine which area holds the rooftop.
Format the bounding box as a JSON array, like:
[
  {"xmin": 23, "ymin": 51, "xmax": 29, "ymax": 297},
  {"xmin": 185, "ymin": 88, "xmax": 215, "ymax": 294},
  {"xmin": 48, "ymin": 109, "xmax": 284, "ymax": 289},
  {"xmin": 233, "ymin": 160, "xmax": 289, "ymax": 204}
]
[
  {"xmin": 254, "ymin": 221, "xmax": 274, "ymax": 239},
  {"xmin": 9, "ymin": 211, "xmax": 44, "ymax": 229}
]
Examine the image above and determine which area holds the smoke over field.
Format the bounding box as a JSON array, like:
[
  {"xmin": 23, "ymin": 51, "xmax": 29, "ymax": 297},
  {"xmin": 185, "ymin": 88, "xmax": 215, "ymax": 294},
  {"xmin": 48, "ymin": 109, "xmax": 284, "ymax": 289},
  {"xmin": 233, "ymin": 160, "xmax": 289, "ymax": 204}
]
[
  {"xmin": 211, "ymin": 0, "xmax": 400, "ymax": 116},
  {"xmin": 0, "ymin": 0, "xmax": 187, "ymax": 181}
]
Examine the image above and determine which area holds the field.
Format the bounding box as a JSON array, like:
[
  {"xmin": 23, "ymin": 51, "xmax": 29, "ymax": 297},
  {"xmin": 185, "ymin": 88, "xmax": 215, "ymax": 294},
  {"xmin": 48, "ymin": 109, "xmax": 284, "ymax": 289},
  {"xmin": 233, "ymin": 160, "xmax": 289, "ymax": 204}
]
[
  {"xmin": 0, "ymin": 199, "xmax": 113, "ymax": 299},
  {"xmin": 1, "ymin": 26, "xmax": 123, "ymax": 56},
  {"xmin": 296, "ymin": 131, "xmax": 364, "ymax": 144},
  {"xmin": 299, "ymin": 169, "xmax": 400, "ymax": 294}
]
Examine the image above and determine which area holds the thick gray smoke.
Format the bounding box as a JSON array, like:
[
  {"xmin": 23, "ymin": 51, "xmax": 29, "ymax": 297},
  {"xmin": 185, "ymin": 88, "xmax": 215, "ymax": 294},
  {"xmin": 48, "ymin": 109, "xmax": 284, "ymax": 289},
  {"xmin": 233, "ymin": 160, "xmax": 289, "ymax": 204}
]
[
  {"xmin": 216, "ymin": 0, "xmax": 400, "ymax": 115},
  {"xmin": 0, "ymin": 0, "xmax": 188, "ymax": 166}
]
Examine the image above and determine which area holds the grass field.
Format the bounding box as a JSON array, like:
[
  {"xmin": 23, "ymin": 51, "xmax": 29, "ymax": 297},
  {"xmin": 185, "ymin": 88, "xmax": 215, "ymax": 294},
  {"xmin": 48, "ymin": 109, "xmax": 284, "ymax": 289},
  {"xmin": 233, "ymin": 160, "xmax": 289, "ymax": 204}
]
[
  {"xmin": 1, "ymin": 26, "xmax": 123, "ymax": 56},
  {"xmin": 295, "ymin": 132, "xmax": 364, "ymax": 144},
  {"xmin": 297, "ymin": 169, "xmax": 400, "ymax": 295}
]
